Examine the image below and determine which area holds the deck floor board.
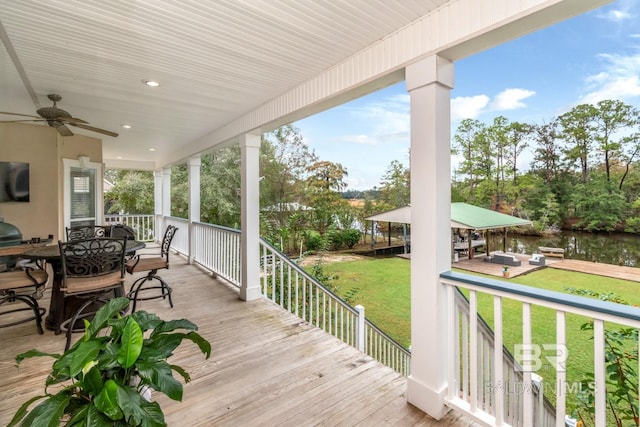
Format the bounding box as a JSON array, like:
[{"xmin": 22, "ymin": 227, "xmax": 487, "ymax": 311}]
[{"xmin": 0, "ymin": 252, "xmax": 478, "ymax": 426}]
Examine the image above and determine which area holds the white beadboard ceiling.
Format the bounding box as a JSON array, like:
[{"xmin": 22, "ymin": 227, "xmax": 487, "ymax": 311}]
[{"xmin": 0, "ymin": 0, "xmax": 612, "ymax": 170}]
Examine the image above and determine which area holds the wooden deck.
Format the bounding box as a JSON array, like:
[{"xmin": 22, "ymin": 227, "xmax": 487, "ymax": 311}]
[
  {"xmin": 548, "ymin": 259, "xmax": 640, "ymax": 282},
  {"xmin": 453, "ymin": 252, "xmax": 561, "ymax": 278},
  {"xmin": 0, "ymin": 253, "xmax": 479, "ymax": 426}
]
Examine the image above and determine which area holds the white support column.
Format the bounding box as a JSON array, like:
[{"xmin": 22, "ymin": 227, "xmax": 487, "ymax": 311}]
[
  {"xmin": 161, "ymin": 168, "xmax": 171, "ymax": 242},
  {"xmin": 188, "ymin": 156, "xmax": 201, "ymax": 264},
  {"xmin": 154, "ymin": 170, "xmax": 163, "ymax": 240},
  {"xmin": 405, "ymin": 55, "xmax": 454, "ymax": 420},
  {"xmin": 239, "ymin": 133, "xmax": 262, "ymax": 301}
]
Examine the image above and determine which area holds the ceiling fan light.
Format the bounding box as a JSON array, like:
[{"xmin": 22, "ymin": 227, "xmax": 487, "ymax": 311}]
[
  {"xmin": 121, "ymin": 124, "xmax": 132, "ymax": 129},
  {"xmin": 142, "ymin": 79, "xmax": 159, "ymax": 87}
]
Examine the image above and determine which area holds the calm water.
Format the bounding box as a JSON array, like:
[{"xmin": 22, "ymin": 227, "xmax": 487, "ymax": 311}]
[{"xmin": 486, "ymin": 231, "xmax": 640, "ymax": 267}]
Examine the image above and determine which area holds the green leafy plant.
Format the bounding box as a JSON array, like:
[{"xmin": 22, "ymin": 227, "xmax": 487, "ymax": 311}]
[
  {"xmin": 565, "ymin": 288, "xmax": 639, "ymax": 427},
  {"xmin": 9, "ymin": 297, "xmax": 212, "ymax": 427}
]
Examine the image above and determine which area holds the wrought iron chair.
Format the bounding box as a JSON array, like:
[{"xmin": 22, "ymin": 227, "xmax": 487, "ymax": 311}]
[
  {"xmin": 58, "ymin": 237, "xmax": 127, "ymax": 350},
  {"xmin": 65, "ymin": 225, "xmax": 111, "ymax": 241},
  {"xmin": 0, "ymin": 262, "xmax": 48, "ymax": 334},
  {"xmin": 126, "ymin": 225, "xmax": 177, "ymax": 313}
]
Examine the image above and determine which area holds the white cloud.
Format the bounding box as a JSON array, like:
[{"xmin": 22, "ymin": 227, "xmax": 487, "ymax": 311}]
[
  {"xmin": 601, "ymin": 9, "xmax": 632, "ymax": 22},
  {"xmin": 578, "ymin": 52, "xmax": 640, "ymax": 104},
  {"xmin": 451, "ymin": 89, "xmax": 534, "ymax": 122},
  {"xmin": 339, "ymin": 134, "xmax": 376, "ymax": 145},
  {"xmin": 451, "ymin": 95, "xmax": 490, "ymax": 121},
  {"xmin": 489, "ymin": 88, "xmax": 536, "ymax": 111}
]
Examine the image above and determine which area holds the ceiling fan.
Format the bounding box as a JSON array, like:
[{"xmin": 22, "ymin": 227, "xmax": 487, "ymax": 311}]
[{"xmin": 0, "ymin": 94, "xmax": 118, "ymax": 137}]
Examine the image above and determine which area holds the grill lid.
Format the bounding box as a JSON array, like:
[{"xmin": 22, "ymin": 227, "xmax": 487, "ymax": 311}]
[{"xmin": 0, "ymin": 218, "xmax": 22, "ymax": 246}]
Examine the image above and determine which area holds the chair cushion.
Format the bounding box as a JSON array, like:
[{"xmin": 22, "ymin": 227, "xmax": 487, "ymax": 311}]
[
  {"xmin": 62, "ymin": 272, "xmax": 123, "ymax": 294},
  {"xmin": 126, "ymin": 257, "xmax": 168, "ymax": 274},
  {"xmin": 0, "ymin": 270, "xmax": 48, "ymax": 291}
]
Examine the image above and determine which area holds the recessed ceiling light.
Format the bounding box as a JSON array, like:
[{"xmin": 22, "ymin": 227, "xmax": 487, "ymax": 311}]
[
  {"xmin": 148, "ymin": 148, "xmax": 156, "ymax": 151},
  {"xmin": 121, "ymin": 124, "xmax": 132, "ymax": 129},
  {"xmin": 142, "ymin": 79, "xmax": 159, "ymax": 87},
  {"xmin": 117, "ymin": 156, "xmax": 123, "ymax": 159}
]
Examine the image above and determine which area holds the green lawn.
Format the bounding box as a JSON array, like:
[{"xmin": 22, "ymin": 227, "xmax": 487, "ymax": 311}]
[{"xmin": 320, "ymin": 257, "xmax": 640, "ymax": 416}]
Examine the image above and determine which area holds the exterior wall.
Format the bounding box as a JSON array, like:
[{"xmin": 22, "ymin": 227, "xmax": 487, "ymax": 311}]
[{"xmin": 0, "ymin": 123, "xmax": 102, "ymax": 241}]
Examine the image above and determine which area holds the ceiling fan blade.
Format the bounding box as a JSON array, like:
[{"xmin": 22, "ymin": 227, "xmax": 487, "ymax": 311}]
[
  {"xmin": 60, "ymin": 116, "xmax": 89, "ymax": 124},
  {"xmin": 0, "ymin": 119, "xmax": 44, "ymax": 123},
  {"xmin": 55, "ymin": 124, "xmax": 74, "ymax": 137},
  {"xmin": 70, "ymin": 122, "xmax": 118, "ymax": 137},
  {"xmin": 0, "ymin": 111, "xmax": 41, "ymax": 119}
]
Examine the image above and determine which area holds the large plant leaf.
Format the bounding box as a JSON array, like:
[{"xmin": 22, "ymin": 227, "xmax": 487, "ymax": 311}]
[
  {"xmin": 64, "ymin": 404, "xmax": 88, "ymax": 427},
  {"xmin": 7, "ymin": 395, "xmax": 46, "ymax": 427},
  {"xmin": 19, "ymin": 392, "xmax": 70, "ymax": 427},
  {"xmin": 83, "ymin": 366, "xmax": 104, "ymax": 397},
  {"xmin": 150, "ymin": 319, "xmax": 198, "ymax": 337},
  {"xmin": 94, "ymin": 379, "xmax": 124, "ymax": 421},
  {"xmin": 118, "ymin": 317, "xmax": 143, "ymax": 368},
  {"xmin": 87, "ymin": 297, "xmax": 130, "ymax": 337},
  {"xmin": 139, "ymin": 334, "xmax": 183, "ymax": 360},
  {"xmin": 131, "ymin": 310, "xmax": 162, "ymax": 331},
  {"xmin": 169, "ymin": 364, "xmax": 191, "ymax": 383},
  {"xmin": 85, "ymin": 403, "xmax": 116, "ymax": 427},
  {"xmin": 116, "ymin": 386, "xmax": 144, "ymax": 425},
  {"xmin": 139, "ymin": 401, "xmax": 166, "ymax": 427},
  {"xmin": 135, "ymin": 360, "xmax": 183, "ymax": 401},
  {"xmin": 70, "ymin": 340, "xmax": 104, "ymax": 377},
  {"xmin": 182, "ymin": 331, "xmax": 212, "ymax": 359},
  {"xmin": 116, "ymin": 387, "xmax": 166, "ymax": 427},
  {"xmin": 14, "ymin": 350, "xmax": 60, "ymax": 366},
  {"xmin": 98, "ymin": 342, "xmax": 121, "ymax": 370}
]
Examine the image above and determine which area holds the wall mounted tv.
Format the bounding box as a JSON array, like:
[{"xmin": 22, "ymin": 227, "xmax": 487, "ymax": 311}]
[{"xmin": 0, "ymin": 162, "xmax": 30, "ymax": 202}]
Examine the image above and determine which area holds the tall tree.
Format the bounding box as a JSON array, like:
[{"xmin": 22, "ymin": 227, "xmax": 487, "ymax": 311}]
[
  {"xmin": 453, "ymin": 119, "xmax": 486, "ymax": 202},
  {"xmin": 531, "ymin": 121, "xmax": 561, "ymax": 185},
  {"xmin": 486, "ymin": 116, "xmax": 510, "ymax": 209},
  {"xmin": 304, "ymin": 160, "xmax": 348, "ymax": 234},
  {"xmin": 592, "ymin": 100, "xmax": 640, "ymax": 183},
  {"xmin": 260, "ymin": 124, "xmax": 318, "ymax": 226},
  {"xmin": 558, "ymin": 103, "xmax": 597, "ymax": 184},
  {"xmin": 104, "ymin": 170, "xmax": 154, "ymax": 214},
  {"xmin": 378, "ymin": 159, "xmax": 410, "ymax": 208},
  {"xmin": 505, "ymin": 121, "xmax": 532, "ymax": 186}
]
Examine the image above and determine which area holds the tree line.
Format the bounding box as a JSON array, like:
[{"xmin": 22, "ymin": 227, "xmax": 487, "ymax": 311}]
[{"xmin": 452, "ymin": 99, "xmax": 640, "ymax": 233}]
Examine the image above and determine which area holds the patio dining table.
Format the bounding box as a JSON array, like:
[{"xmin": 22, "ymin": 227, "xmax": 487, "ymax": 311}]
[{"xmin": 22, "ymin": 239, "xmax": 146, "ymax": 331}]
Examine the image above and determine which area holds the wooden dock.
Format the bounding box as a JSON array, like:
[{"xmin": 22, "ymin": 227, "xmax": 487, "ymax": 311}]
[
  {"xmin": 538, "ymin": 246, "xmax": 565, "ymax": 258},
  {"xmin": 548, "ymin": 259, "xmax": 640, "ymax": 282},
  {"xmin": 0, "ymin": 253, "xmax": 478, "ymax": 426}
]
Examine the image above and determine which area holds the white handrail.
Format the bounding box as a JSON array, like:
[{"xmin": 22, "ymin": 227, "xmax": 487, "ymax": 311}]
[
  {"xmin": 104, "ymin": 214, "xmax": 156, "ymax": 241},
  {"xmin": 441, "ymin": 270, "xmax": 640, "ymax": 427},
  {"xmin": 259, "ymin": 240, "xmax": 411, "ymax": 376}
]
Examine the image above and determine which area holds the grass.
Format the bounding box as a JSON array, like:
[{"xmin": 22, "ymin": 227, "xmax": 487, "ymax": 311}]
[{"xmin": 320, "ymin": 256, "xmax": 640, "ymax": 418}]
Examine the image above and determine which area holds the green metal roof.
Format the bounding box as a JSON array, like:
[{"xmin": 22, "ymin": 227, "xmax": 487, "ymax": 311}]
[
  {"xmin": 366, "ymin": 203, "xmax": 531, "ymax": 230},
  {"xmin": 450, "ymin": 202, "xmax": 531, "ymax": 230}
]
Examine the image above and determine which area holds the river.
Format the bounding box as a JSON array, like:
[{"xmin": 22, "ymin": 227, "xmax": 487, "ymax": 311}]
[{"xmin": 486, "ymin": 230, "xmax": 640, "ymax": 267}]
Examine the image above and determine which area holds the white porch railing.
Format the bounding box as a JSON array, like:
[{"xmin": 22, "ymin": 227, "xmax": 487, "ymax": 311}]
[
  {"xmin": 192, "ymin": 222, "xmax": 241, "ymax": 286},
  {"xmin": 453, "ymin": 288, "xmax": 556, "ymax": 427},
  {"xmin": 164, "ymin": 216, "xmax": 189, "ymax": 255},
  {"xmin": 259, "ymin": 240, "xmax": 411, "ymax": 376},
  {"xmin": 441, "ymin": 270, "xmax": 640, "ymax": 427},
  {"xmin": 104, "ymin": 214, "xmax": 156, "ymax": 241}
]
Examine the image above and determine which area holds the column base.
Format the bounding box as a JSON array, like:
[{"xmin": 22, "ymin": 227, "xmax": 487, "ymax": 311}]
[
  {"xmin": 406, "ymin": 376, "xmax": 449, "ymax": 420},
  {"xmin": 239, "ymin": 285, "xmax": 262, "ymax": 301}
]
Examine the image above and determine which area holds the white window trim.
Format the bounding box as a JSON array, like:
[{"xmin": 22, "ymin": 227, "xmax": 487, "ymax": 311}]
[{"xmin": 63, "ymin": 157, "xmax": 104, "ymax": 229}]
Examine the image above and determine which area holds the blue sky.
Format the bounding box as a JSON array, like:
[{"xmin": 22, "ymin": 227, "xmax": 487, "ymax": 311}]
[{"xmin": 294, "ymin": 0, "xmax": 640, "ymax": 191}]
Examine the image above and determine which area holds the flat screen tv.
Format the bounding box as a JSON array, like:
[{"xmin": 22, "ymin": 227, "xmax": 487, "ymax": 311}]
[{"xmin": 0, "ymin": 162, "xmax": 30, "ymax": 202}]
